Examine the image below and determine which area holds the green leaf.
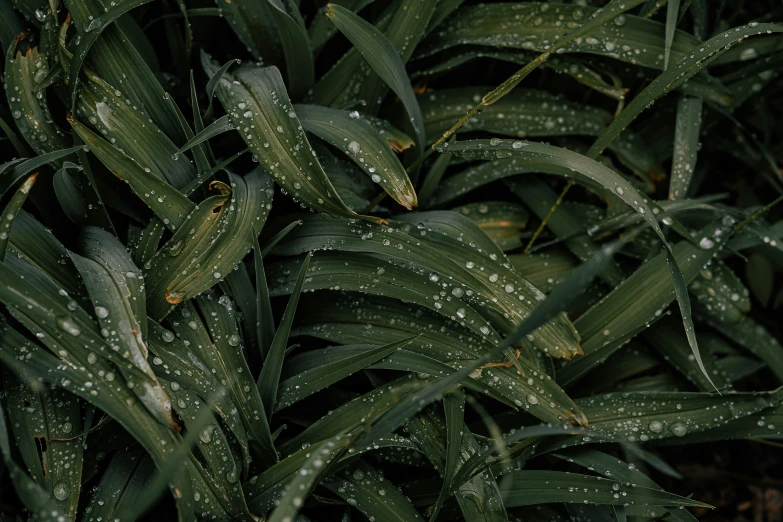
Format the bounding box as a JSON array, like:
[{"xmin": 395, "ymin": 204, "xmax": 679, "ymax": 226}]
[
  {"xmin": 553, "ymin": 448, "xmax": 657, "ymax": 488},
  {"xmin": 664, "ymin": 0, "xmax": 682, "ymax": 69},
  {"xmin": 71, "ymin": 119, "xmax": 195, "ymax": 232},
  {"xmin": 690, "ymin": 259, "xmax": 751, "ymax": 325},
  {"xmin": 143, "ymin": 169, "xmax": 272, "ymax": 319},
  {"xmin": 53, "ymin": 163, "xmax": 87, "ymax": 225},
  {"xmin": 0, "ymin": 396, "xmax": 65, "ymax": 522},
  {"xmin": 405, "ymin": 407, "xmax": 509, "ymax": 522},
  {"xmin": 418, "ymin": 141, "xmax": 452, "ymax": 205},
  {"xmin": 2, "ymin": 371, "xmax": 84, "ymax": 521},
  {"xmin": 218, "ymin": 0, "xmax": 282, "ymax": 64},
  {"xmin": 7, "ymin": 210, "xmax": 84, "ymax": 296},
  {"xmin": 272, "ymin": 213, "xmax": 581, "ymax": 361},
  {"xmin": 245, "ymin": 435, "xmax": 417, "ymax": 512},
  {"xmin": 350, "ymin": 225, "xmax": 641, "ymax": 451},
  {"xmin": 63, "ymin": 0, "xmax": 187, "ymax": 144},
  {"xmin": 255, "ymin": 234, "xmax": 275, "ymax": 360},
  {"xmin": 430, "ymin": 392, "xmax": 466, "ymax": 522},
  {"xmin": 278, "ymin": 374, "xmax": 426, "ymax": 455},
  {"xmin": 202, "ymin": 53, "xmax": 376, "ymax": 223},
  {"xmin": 643, "ymin": 316, "xmax": 730, "ymax": 392},
  {"xmin": 1, "ymin": 145, "xmax": 83, "ymax": 198},
  {"xmin": 258, "ymin": 252, "xmax": 311, "ymax": 419},
  {"xmin": 0, "ymin": 294, "xmax": 217, "ymax": 520},
  {"xmin": 293, "ymin": 293, "xmax": 582, "ymax": 423},
  {"xmin": 81, "ymin": 448, "xmax": 156, "ymax": 522},
  {"xmin": 308, "ymin": 0, "xmax": 378, "ymax": 54},
  {"xmin": 418, "ymin": 2, "xmax": 700, "ymax": 70},
  {"xmin": 412, "ymin": 49, "xmax": 628, "ymax": 101},
  {"xmin": 276, "ymin": 338, "xmax": 412, "ymax": 412},
  {"xmin": 296, "ymin": 104, "xmax": 418, "ymax": 209},
  {"xmin": 173, "ymin": 114, "xmax": 234, "ymax": 156},
  {"xmin": 0, "ymin": 173, "xmax": 35, "ymax": 261},
  {"xmin": 578, "ymin": 389, "xmax": 783, "ymax": 443},
  {"xmin": 204, "ymin": 58, "xmax": 239, "ymax": 119},
  {"xmin": 708, "ymin": 315, "xmax": 783, "ymax": 384},
  {"xmin": 452, "ymin": 201, "xmax": 529, "ymax": 252},
  {"xmin": 587, "ymin": 22, "xmax": 783, "ymax": 159},
  {"xmin": 4, "ymin": 41, "xmax": 69, "ymax": 154},
  {"xmin": 77, "ymin": 70, "xmax": 196, "ymax": 190},
  {"xmin": 560, "ymin": 217, "xmax": 735, "ymax": 387},
  {"xmin": 668, "ymin": 96, "xmax": 703, "ymax": 199},
  {"xmin": 164, "ymin": 296, "xmax": 277, "ymax": 468},
  {"xmin": 67, "ymin": 0, "xmax": 156, "ymax": 108},
  {"xmin": 323, "ymin": 461, "xmax": 425, "ymax": 522},
  {"xmin": 147, "ymin": 319, "xmax": 252, "ymax": 469},
  {"xmin": 326, "ymin": 3, "xmax": 427, "ymax": 149},
  {"xmin": 498, "ymin": 470, "xmax": 710, "ymax": 509},
  {"xmin": 421, "ymin": 87, "xmax": 611, "ymax": 142},
  {"xmin": 268, "ymin": 0, "xmax": 314, "ymax": 100},
  {"xmin": 266, "ymin": 434, "xmax": 347, "ymax": 522},
  {"xmin": 439, "ymin": 138, "xmax": 716, "ymax": 387},
  {"xmin": 70, "ymin": 229, "xmax": 176, "ymax": 429}
]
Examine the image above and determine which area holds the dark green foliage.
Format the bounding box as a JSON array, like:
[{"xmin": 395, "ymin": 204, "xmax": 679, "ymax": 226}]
[{"xmin": 0, "ymin": 1, "xmax": 782, "ymax": 521}]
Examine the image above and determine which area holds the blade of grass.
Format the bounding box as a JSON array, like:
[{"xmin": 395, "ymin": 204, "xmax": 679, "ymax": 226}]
[{"xmin": 257, "ymin": 252, "xmax": 312, "ymax": 419}]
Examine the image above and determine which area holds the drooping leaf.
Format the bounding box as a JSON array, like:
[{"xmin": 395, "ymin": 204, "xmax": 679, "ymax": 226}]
[
  {"xmin": 202, "ymin": 53, "xmax": 376, "ymax": 222},
  {"xmin": 4, "ymin": 40, "xmax": 69, "ymax": 154},
  {"xmin": 71, "ymin": 119, "xmax": 194, "ymax": 232},
  {"xmin": 296, "ymin": 104, "xmax": 417, "ymax": 209},
  {"xmin": 417, "ymin": 2, "xmax": 701, "ymax": 70},
  {"xmin": 144, "ymin": 169, "xmax": 273, "ymax": 319},
  {"xmin": 326, "ymin": 3, "xmax": 428, "ymax": 149},
  {"xmin": 276, "ymin": 338, "xmax": 412, "ymax": 412}
]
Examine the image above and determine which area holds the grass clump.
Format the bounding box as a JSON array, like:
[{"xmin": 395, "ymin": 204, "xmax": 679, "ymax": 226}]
[{"xmin": 0, "ymin": 0, "xmax": 782, "ymax": 521}]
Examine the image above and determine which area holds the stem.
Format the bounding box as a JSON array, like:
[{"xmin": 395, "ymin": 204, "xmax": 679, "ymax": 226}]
[{"xmin": 524, "ymin": 180, "xmax": 575, "ymax": 253}]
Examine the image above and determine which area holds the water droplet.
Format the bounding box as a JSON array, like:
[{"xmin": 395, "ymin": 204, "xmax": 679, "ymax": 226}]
[
  {"xmin": 94, "ymin": 306, "xmax": 109, "ymax": 319},
  {"xmin": 53, "ymin": 482, "xmax": 70, "ymax": 501},
  {"xmin": 698, "ymin": 237, "xmax": 715, "ymax": 250},
  {"xmin": 648, "ymin": 420, "xmax": 664, "ymax": 433},
  {"xmin": 161, "ymin": 330, "xmax": 175, "ymax": 343},
  {"xmin": 227, "ymin": 334, "xmax": 240, "ymax": 347},
  {"xmin": 670, "ymin": 422, "xmax": 688, "ymax": 437},
  {"xmin": 56, "ymin": 316, "xmax": 81, "ymax": 336}
]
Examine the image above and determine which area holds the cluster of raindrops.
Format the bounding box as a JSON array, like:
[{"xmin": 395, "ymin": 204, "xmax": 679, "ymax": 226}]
[
  {"xmin": 6, "ymin": 47, "xmax": 69, "ymax": 152},
  {"xmin": 422, "ymin": 2, "xmax": 695, "ymax": 70},
  {"xmin": 689, "ymin": 261, "xmax": 751, "ymax": 323},
  {"xmin": 421, "ymin": 87, "xmax": 611, "ymax": 139}
]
